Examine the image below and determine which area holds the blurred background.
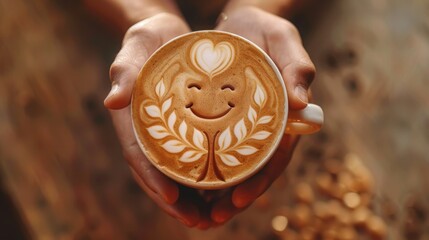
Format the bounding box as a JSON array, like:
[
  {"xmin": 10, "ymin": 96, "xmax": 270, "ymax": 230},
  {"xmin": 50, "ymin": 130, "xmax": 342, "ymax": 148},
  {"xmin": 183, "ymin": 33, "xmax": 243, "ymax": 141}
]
[{"xmin": 1, "ymin": 0, "xmax": 428, "ymax": 239}]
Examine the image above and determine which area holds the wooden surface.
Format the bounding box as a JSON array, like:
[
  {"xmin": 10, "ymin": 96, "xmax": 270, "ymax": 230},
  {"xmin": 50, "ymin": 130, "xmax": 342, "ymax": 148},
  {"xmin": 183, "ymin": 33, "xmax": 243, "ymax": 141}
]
[{"xmin": 1, "ymin": 0, "xmax": 428, "ymax": 239}]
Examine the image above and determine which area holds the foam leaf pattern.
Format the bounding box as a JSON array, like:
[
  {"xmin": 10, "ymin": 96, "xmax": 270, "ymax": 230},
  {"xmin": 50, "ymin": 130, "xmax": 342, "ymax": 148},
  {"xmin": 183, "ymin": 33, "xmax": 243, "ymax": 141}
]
[
  {"xmin": 235, "ymin": 145, "xmax": 258, "ymax": 155},
  {"xmin": 167, "ymin": 112, "xmax": 176, "ymax": 131},
  {"xmin": 215, "ymin": 79, "xmax": 274, "ymax": 168},
  {"xmin": 248, "ymin": 107, "xmax": 257, "ymax": 125},
  {"xmin": 193, "ymin": 129, "xmax": 204, "ymax": 150},
  {"xmin": 144, "ymin": 78, "xmax": 207, "ymax": 166},
  {"xmin": 162, "ymin": 140, "xmax": 186, "ymax": 153},
  {"xmin": 179, "ymin": 121, "xmax": 187, "ymax": 141},
  {"xmin": 234, "ymin": 119, "xmax": 246, "ymax": 142},
  {"xmin": 218, "ymin": 153, "xmax": 241, "ymax": 166},
  {"xmin": 145, "ymin": 105, "xmax": 161, "ymax": 118},
  {"xmin": 254, "ymin": 85, "xmax": 265, "ymax": 107},
  {"xmin": 147, "ymin": 125, "xmax": 169, "ymax": 139},
  {"xmin": 251, "ymin": 131, "xmax": 271, "ymax": 140},
  {"xmin": 218, "ymin": 127, "xmax": 232, "ymax": 151},
  {"xmin": 162, "ymin": 97, "xmax": 172, "ymax": 115},
  {"xmin": 179, "ymin": 151, "xmax": 204, "ymax": 163},
  {"xmin": 155, "ymin": 79, "xmax": 165, "ymax": 98},
  {"xmin": 258, "ymin": 116, "xmax": 273, "ymax": 125}
]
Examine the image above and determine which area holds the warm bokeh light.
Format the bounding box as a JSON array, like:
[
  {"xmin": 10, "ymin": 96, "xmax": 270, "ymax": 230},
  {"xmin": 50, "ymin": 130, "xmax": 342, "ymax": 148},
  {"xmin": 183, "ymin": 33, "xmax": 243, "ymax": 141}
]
[
  {"xmin": 271, "ymin": 215, "xmax": 288, "ymax": 232},
  {"xmin": 343, "ymin": 192, "xmax": 361, "ymax": 209}
]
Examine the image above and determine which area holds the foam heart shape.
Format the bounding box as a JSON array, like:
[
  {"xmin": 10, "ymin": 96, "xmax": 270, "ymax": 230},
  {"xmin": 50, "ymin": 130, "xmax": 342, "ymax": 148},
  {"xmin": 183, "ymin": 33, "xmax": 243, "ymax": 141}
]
[{"xmin": 190, "ymin": 39, "xmax": 234, "ymax": 77}]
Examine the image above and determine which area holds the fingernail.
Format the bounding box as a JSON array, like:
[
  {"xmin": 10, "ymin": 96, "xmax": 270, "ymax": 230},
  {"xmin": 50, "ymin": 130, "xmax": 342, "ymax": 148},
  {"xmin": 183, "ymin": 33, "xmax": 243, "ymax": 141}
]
[
  {"xmin": 213, "ymin": 213, "xmax": 228, "ymax": 223},
  {"xmin": 105, "ymin": 83, "xmax": 119, "ymax": 101},
  {"xmin": 232, "ymin": 193, "xmax": 250, "ymax": 208},
  {"xmin": 233, "ymin": 197, "xmax": 248, "ymax": 208},
  {"xmin": 294, "ymin": 85, "xmax": 308, "ymax": 104}
]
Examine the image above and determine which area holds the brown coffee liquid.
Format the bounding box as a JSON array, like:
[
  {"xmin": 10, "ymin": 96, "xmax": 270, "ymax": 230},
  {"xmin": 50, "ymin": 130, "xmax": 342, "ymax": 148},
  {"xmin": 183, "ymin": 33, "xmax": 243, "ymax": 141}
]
[{"xmin": 132, "ymin": 31, "xmax": 286, "ymax": 189}]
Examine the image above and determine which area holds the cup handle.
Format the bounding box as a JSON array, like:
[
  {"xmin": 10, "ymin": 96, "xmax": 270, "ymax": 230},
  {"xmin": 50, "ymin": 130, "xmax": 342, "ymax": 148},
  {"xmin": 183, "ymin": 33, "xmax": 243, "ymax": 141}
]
[{"xmin": 285, "ymin": 103, "xmax": 324, "ymax": 135}]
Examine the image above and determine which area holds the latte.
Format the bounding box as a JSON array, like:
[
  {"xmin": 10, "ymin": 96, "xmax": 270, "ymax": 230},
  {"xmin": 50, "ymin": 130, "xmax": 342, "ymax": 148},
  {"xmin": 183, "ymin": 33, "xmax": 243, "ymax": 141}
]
[{"xmin": 132, "ymin": 31, "xmax": 318, "ymax": 189}]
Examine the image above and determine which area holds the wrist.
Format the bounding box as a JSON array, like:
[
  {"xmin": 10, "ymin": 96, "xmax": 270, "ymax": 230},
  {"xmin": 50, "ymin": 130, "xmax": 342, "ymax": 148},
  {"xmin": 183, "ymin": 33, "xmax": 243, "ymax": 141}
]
[
  {"xmin": 84, "ymin": 0, "xmax": 183, "ymax": 34},
  {"xmin": 123, "ymin": 4, "xmax": 182, "ymax": 28},
  {"xmin": 221, "ymin": 0, "xmax": 310, "ymax": 18},
  {"xmin": 222, "ymin": 0, "xmax": 292, "ymax": 16},
  {"xmin": 125, "ymin": 12, "xmax": 189, "ymax": 38}
]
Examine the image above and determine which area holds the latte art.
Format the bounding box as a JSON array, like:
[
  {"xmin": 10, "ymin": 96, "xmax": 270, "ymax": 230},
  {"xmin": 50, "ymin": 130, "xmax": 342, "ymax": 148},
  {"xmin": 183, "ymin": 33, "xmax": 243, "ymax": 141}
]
[
  {"xmin": 215, "ymin": 68, "xmax": 273, "ymax": 167},
  {"xmin": 190, "ymin": 39, "xmax": 234, "ymax": 77},
  {"xmin": 143, "ymin": 79, "xmax": 208, "ymax": 163},
  {"xmin": 132, "ymin": 31, "xmax": 288, "ymax": 189}
]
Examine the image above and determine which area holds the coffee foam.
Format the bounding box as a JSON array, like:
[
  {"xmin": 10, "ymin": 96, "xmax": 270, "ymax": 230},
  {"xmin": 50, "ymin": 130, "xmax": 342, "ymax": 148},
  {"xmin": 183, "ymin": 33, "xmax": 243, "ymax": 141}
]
[{"xmin": 132, "ymin": 31, "xmax": 287, "ymax": 189}]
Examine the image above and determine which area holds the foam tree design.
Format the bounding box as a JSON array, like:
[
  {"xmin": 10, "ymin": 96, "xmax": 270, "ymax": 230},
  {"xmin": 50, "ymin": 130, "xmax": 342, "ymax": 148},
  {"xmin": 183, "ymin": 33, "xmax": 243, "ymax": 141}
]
[
  {"xmin": 143, "ymin": 39, "xmax": 274, "ymax": 182},
  {"xmin": 144, "ymin": 79, "xmax": 208, "ymax": 164},
  {"xmin": 215, "ymin": 82, "xmax": 273, "ymax": 166}
]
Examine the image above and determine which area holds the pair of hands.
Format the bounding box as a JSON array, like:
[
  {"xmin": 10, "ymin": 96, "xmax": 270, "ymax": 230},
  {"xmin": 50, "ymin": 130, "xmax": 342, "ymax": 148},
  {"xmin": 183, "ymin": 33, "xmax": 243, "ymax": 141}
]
[{"xmin": 105, "ymin": 7, "xmax": 315, "ymax": 229}]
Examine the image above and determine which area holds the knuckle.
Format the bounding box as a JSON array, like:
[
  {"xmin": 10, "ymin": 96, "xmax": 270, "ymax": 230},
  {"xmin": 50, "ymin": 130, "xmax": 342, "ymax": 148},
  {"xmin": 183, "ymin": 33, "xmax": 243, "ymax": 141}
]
[
  {"xmin": 125, "ymin": 22, "xmax": 154, "ymax": 40},
  {"xmin": 298, "ymin": 61, "xmax": 316, "ymax": 75},
  {"xmin": 267, "ymin": 26, "xmax": 284, "ymax": 42},
  {"xmin": 124, "ymin": 13, "xmax": 185, "ymax": 42},
  {"xmin": 124, "ymin": 23, "xmax": 160, "ymax": 51},
  {"xmin": 109, "ymin": 55, "xmax": 140, "ymax": 83},
  {"xmin": 295, "ymin": 62, "xmax": 316, "ymax": 86},
  {"xmin": 283, "ymin": 21, "xmax": 300, "ymax": 37},
  {"xmin": 109, "ymin": 61, "xmax": 127, "ymax": 82},
  {"xmin": 269, "ymin": 21, "xmax": 300, "ymax": 41}
]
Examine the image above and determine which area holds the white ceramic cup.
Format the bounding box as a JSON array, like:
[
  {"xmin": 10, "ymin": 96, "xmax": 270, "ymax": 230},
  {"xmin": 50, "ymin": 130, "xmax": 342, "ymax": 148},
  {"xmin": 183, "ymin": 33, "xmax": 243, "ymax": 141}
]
[{"xmin": 132, "ymin": 30, "xmax": 324, "ymax": 189}]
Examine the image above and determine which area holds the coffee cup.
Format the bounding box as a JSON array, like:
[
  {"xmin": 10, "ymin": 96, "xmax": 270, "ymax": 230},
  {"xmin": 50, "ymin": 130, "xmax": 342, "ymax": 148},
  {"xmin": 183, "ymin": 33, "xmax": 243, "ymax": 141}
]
[{"xmin": 131, "ymin": 31, "xmax": 323, "ymax": 189}]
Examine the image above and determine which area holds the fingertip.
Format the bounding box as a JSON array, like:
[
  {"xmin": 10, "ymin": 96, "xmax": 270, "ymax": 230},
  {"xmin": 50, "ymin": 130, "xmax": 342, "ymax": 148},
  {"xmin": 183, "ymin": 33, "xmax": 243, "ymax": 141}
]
[
  {"xmin": 211, "ymin": 200, "xmax": 248, "ymax": 224},
  {"xmin": 231, "ymin": 188, "xmax": 249, "ymax": 208},
  {"xmin": 211, "ymin": 211, "xmax": 230, "ymax": 224},
  {"xmin": 232, "ymin": 176, "xmax": 270, "ymax": 208},
  {"xmin": 282, "ymin": 61, "xmax": 315, "ymax": 110},
  {"xmin": 196, "ymin": 219, "xmax": 212, "ymax": 230},
  {"xmin": 104, "ymin": 84, "xmax": 132, "ymax": 109},
  {"xmin": 211, "ymin": 199, "xmax": 233, "ymax": 224},
  {"xmin": 290, "ymin": 85, "xmax": 309, "ymax": 110},
  {"xmin": 163, "ymin": 186, "xmax": 179, "ymax": 205},
  {"xmin": 173, "ymin": 201, "xmax": 200, "ymax": 227},
  {"xmin": 180, "ymin": 206, "xmax": 200, "ymax": 227}
]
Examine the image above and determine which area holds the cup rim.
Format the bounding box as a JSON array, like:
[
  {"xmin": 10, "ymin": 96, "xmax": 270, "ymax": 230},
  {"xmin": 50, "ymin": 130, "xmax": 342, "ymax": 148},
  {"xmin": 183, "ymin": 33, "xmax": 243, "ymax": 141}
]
[{"xmin": 131, "ymin": 30, "xmax": 288, "ymax": 189}]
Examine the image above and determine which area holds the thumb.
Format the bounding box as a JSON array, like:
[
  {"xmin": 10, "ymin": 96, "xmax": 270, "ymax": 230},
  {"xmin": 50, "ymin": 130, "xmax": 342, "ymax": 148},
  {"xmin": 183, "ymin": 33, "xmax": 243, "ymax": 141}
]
[
  {"xmin": 104, "ymin": 23, "xmax": 162, "ymax": 109},
  {"xmin": 267, "ymin": 22, "xmax": 316, "ymax": 110},
  {"xmin": 281, "ymin": 60, "xmax": 315, "ymax": 110}
]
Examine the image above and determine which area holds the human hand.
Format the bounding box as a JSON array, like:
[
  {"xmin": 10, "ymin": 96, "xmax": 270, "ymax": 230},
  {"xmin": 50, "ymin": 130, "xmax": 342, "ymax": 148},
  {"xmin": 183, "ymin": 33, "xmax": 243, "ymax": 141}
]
[
  {"xmin": 216, "ymin": 6, "xmax": 315, "ymax": 111},
  {"xmin": 209, "ymin": 6, "xmax": 316, "ymax": 224},
  {"xmin": 105, "ymin": 13, "xmax": 209, "ymax": 227}
]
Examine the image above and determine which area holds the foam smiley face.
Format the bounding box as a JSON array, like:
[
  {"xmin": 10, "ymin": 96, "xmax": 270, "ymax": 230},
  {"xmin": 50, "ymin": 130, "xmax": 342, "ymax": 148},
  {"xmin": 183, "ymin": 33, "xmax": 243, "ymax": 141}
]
[
  {"xmin": 184, "ymin": 39, "xmax": 241, "ymax": 120},
  {"xmin": 132, "ymin": 31, "xmax": 287, "ymax": 189}
]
